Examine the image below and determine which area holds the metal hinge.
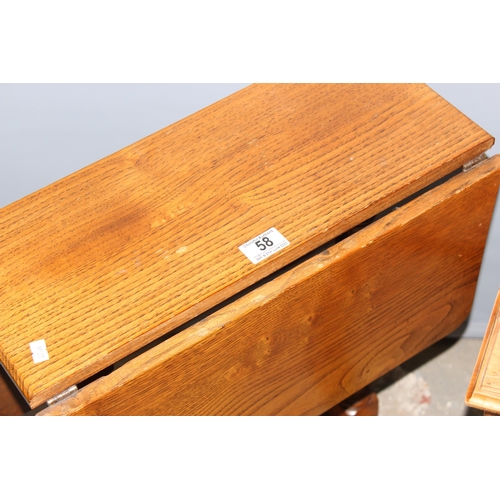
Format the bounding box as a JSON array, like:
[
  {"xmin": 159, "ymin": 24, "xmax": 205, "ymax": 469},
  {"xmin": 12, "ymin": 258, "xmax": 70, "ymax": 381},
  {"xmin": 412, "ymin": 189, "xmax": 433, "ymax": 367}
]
[
  {"xmin": 463, "ymin": 153, "xmax": 489, "ymax": 172},
  {"xmin": 46, "ymin": 385, "xmax": 78, "ymax": 406}
]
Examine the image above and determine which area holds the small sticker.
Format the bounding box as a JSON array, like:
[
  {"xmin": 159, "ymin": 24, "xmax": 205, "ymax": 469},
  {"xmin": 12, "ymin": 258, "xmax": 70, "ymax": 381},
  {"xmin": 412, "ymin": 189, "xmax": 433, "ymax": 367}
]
[
  {"xmin": 239, "ymin": 227, "xmax": 290, "ymax": 264},
  {"xmin": 30, "ymin": 339, "xmax": 49, "ymax": 364}
]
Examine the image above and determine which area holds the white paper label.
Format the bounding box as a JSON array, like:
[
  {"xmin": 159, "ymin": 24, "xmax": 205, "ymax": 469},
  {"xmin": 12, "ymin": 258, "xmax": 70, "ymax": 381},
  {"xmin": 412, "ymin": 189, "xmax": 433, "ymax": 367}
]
[
  {"xmin": 30, "ymin": 339, "xmax": 49, "ymax": 364},
  {"xmin": 238, "ymin": 227, "xmax": 290, "ymax": 264}
]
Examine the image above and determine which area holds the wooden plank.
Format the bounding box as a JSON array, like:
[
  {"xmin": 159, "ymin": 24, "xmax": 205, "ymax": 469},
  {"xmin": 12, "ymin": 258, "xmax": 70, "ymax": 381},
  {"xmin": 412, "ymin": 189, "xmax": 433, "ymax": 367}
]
[
  {"xmin": 0, "ymin": 84, "xmax": 493, "ymax": 407},
  {"xmin": 466, "ymin": 288, "xmax": 500, "ymax": 413},
  {"xmin": 40, "ymin": 156, "xmax": 500, "ymax": 416}
]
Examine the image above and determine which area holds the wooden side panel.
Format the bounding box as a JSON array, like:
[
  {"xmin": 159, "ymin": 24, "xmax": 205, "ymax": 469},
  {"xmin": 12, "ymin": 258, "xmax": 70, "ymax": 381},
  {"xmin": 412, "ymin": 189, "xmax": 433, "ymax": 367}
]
[
  {"xmin": 466, "ymin": 288, "xmax": 500, "ymax": 413},
  {"xmin": 0, "ymin": 365, "xmax": 28, "ymax": 416},
  {"xmin": 0, "ymin": 84, "xmax": 493, "ymax": 408},
  {"xmin": 40, "ymin": 157, "xmax": 500, "ymax": 415}
]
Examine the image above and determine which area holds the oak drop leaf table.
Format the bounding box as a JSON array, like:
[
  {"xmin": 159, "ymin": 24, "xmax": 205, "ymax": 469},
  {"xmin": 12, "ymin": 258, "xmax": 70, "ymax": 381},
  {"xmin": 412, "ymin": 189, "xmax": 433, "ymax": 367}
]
[{"xmin": 0, "ymin": 84, "xmax": 499, "ymax": 415}]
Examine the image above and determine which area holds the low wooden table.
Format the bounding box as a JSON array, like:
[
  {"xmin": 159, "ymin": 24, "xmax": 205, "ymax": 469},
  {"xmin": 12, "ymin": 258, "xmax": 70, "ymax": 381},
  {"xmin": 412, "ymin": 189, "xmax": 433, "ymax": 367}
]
[
  {"xmin": 466, "ymin": 289, "xmax": 500, "ymax": 415},
  {"xmin": 1, "ymin": 84, "xmax": 499, "ymax": 415}
]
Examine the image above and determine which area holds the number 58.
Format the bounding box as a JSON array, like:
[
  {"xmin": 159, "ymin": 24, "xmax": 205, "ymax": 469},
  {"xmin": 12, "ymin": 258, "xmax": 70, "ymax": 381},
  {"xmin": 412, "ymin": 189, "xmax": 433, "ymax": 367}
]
[{"xmin": 255, "ymin": 237, "xmax": 274, "ymax": 251}]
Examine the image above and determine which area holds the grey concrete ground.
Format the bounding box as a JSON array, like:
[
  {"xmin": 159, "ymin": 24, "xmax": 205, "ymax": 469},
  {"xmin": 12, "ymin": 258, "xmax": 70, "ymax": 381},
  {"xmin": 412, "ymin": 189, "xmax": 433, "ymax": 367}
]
[{"xmin": 370, "ymin": 336, "xmax": 483, "ymax": 416}]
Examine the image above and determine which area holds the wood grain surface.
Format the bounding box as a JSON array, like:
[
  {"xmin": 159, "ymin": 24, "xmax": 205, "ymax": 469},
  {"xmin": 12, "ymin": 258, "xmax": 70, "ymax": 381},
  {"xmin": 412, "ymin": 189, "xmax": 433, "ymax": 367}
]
[
  {"xmin": 0, "ymin": 84, "xmax": 493, "ymax": 407},
  {"xmin": 40, "ymin": 156, "xmax": 500, "ymax": 415},
  {"xmin": 466, "ymin": 288, "xmax": 500, "ymax": 414}
]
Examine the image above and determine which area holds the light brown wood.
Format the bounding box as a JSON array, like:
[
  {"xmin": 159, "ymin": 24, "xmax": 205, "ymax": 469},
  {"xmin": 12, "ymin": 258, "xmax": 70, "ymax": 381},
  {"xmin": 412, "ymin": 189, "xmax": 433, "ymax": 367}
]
[
  {"xmin": 2, "ymin": 84, "xmax": 492, "ymax": 408},
  {"xmin": 466, "ymin": 288, "xmax": 500, "ymax": 414},
  {"xmin": 40, "ymin": 156, "xmax": 500, "ymax": 416}
]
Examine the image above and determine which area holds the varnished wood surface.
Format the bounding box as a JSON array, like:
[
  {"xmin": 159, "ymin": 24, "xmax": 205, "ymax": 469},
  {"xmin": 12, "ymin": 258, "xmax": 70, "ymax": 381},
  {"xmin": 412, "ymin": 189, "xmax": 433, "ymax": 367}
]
[
  {"xmin": 0, "ymin": 84, "xmax": 493, "ymax": 407},
  {"xmin": 466, "ymin": 288, "xmax": 500, "ymax": 414},
  {"xmin": 40, "ymin": 156, "xmax": 500, "ymax": 415}
]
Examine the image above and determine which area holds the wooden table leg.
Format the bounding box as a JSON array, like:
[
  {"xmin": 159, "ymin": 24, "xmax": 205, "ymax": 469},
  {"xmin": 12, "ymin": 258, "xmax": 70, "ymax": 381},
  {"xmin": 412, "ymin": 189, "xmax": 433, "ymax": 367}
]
[{"xmin": 323, "ymin": 389, "xmax": 379, "ymax": 416}]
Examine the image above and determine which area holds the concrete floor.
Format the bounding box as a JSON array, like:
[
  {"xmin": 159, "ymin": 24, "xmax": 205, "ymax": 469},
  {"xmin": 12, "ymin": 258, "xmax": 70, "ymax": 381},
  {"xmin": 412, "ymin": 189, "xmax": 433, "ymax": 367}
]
[{"xmin": 370, "ymin": 336, "xmax": 484, "ymax": 416}]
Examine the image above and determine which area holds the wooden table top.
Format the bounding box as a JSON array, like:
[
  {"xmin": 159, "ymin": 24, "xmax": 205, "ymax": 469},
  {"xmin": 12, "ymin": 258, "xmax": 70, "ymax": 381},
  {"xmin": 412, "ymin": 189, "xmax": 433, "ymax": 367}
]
[
  {"xmin": 466, "ymin": 289, "xmax": 500, "ymax": 414},
  {"xmin": 0, "ymin": 84, "xmax": 493, "ymax": 407}
]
